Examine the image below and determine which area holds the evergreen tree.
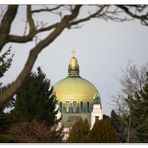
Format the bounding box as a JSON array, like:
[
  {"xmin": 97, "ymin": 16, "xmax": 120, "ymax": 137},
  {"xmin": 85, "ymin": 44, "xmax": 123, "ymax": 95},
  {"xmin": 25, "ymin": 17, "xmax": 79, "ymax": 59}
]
[
  {"xmin": 67, "ymin": 118, "xmax": 118, "ymax": 143},
  {"xmin": 11, "ymin": 68, "xmax": 57, "ymax": 125},
  {"xmin": 132, "ymin": 74, "xmax": 148, "ymax": 142},
  {"xmin": 88, "ymin": 119, "xmax": 118, "ymax": 143},
  {"xmin": 9, "ymin": 67, "xmax": 63, "ymax": 142},
  {"xmin": 110, "ymin": 110, "xmax": 126, "ymax": 142},
  {"xmin": 0, "ymin": 100, "xmax": 14, "ymax": 134},
  {"xmin": 66, "ymin": 118, "xmax": 90, "ymax": 143},
  {"xmin": 66, "ymin": 118, "xmax": 83, "ymax": 143},
  {"xmin": 81, "ymin": 119, "xmax": 90, "ymax": 142},
  {"xmin": 0, "ymin": 48, "xmax": 14, "ymax": 132},
  {"xmin": 0, "ymin": 47, "xmax": 14, "ymax": 82}
]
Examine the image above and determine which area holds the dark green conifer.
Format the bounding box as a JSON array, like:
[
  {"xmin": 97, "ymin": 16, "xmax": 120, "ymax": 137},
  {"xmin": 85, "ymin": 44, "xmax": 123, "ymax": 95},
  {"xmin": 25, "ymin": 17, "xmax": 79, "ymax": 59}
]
[
  {"xmin": 66, "ymin": 118, "xmax": 90, "ymax": 143},
  {"xmin": 110, "ymin": 110, "xmax": 126, "ymax": 142},
  {"xmin": 9, "ymin": 67, "xmax": 63, "ymax": 142},
  {"xmin": 132, "ymin": 74, "xmax": 148, "ymax": 142},
  {"xmin": 89, "ymin": 119, "xmax": 118, "ymax": 143},
  {"xmin": 0, "ymin": 48, "xmax": 14, "ymax": 132}
]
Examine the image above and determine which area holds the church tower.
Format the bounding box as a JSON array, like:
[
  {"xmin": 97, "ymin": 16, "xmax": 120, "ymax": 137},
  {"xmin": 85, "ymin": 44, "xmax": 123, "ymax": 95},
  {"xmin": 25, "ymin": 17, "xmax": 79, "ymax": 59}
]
[{"xmin": 54, "ymin": 55, "xmax": 103, "ymax": 135}]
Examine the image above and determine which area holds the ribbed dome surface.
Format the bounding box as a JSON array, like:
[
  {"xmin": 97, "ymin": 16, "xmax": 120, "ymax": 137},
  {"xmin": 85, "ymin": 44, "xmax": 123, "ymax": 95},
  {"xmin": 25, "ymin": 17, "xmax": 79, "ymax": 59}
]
[{"xmin": 54, "ymin": 76, "xmax": 99, "ymax": 103}]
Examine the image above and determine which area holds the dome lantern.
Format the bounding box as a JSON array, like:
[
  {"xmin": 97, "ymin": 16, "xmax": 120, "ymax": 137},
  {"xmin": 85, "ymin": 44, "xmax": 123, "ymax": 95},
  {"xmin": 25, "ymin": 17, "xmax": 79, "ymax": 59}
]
[{"xmin": 68, "ymin": 56, "xmax": 80, "ymax": 77}]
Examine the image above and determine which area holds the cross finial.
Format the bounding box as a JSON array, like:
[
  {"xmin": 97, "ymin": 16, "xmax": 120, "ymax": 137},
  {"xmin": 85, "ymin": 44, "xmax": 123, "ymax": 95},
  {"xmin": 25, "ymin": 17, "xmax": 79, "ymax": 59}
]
[{"xmin": 72, "ymin": 49, "xmax": 76, "ymax": 57}]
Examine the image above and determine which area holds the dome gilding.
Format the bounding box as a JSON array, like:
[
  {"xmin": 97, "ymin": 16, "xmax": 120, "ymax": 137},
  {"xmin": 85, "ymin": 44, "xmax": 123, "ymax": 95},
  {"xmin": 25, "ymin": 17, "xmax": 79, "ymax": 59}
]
[{"xmin": 54, "ymin": 76, "xmax": 100, "ymax": 103}]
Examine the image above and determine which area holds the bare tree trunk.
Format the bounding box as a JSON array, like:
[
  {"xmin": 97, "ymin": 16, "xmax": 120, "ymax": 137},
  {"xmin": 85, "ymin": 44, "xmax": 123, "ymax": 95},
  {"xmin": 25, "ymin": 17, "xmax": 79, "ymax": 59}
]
[
  {"xmin": 127, "ymin": 115, "xmax": 132, "ymax": 142},
  {"xmin": 0, "ymin": 5, "xmax": 18, "ymax": 50},
  {"xmin": 127, "ymin": 95, "xmax": 132, "ymax": 143}
]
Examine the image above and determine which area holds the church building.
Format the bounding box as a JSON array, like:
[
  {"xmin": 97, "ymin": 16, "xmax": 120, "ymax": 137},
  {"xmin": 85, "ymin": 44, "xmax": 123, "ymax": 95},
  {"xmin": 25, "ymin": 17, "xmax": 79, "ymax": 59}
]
[{"xmin": 54, "ymin": 55, "xmax": 103, "ymax": 137}]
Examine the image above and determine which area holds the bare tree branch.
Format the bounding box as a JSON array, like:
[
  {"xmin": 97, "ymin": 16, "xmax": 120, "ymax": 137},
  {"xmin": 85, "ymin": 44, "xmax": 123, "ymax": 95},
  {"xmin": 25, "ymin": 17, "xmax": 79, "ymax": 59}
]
[
  {"xmin": 31, "ymin": 5, "xmax": 63, "ymax": 13},
  {"xmin": 2, "ymin": 5, "xmax": 148, "ymax": 47},
  {"xmin": 0, "ymin": 5, "xmax": 81, "ymax": 108},
  {"xmin": 116, "ymin": 5, "xmax": 148, "ymax": 25},
  {"xmin": 70, "ymin": 5, "xmax": 106, "ymax": 27},
  {"xmin": 0, "ymin": 5, "xmax": 18, "ymax": 50},
  {"xmin": 112, "ymin": 62, "xmax": 148, "ymax": 116},
  {"xmin": 8, "ymin": 23, "xmax": 60, "ymax": 43},
  {"xmin": 27, "ymin": 5, "xmax": 36, "ymax": 34},
  {"xmin": 1, "ymin": 4, "xmax": 148, "ymax": 109}
]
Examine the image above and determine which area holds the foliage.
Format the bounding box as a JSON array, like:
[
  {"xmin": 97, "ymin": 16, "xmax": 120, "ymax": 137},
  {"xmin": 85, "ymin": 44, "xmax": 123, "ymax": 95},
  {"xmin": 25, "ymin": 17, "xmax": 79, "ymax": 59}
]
[
  {"xmin": 11, "ymin": 67, "xmax": 59, "ymax": 127},
  {"xmin": 113, "ymin": 63, "xmax": 148, "ymax": 142},
  {"xmin": 113, "ymin": 62, "xmax": 148, "ymax": 116},
  {"xmin": 132, "ymin": 74, "xmax": 148, "ymax": 142},
  {"xmin": 0, "ymin": 47, "xmax": 14, "ymax": 132},
  {"xmin": 67, "ymin": 118, "xmax": 118, "ymax": 143},
  {"xmin": 0, "ymin": 120, "xmax": 61, "ymax": 143},
  {"xmin": 0, "ymin": 67, "xmax": 63, "ymax": 142},
  {"xmin": 66, "ymin": 118, "xmax": 90, "ymax": 143},
  {"xmin": 0, "ymin": 47, "xmax": 14, "ymax": 80},
  {"xmin": 0, "ymin": 47, "xmax": 14, "ymax": 105},
  {"xmin": 88, "ymin": 119, "xmax": 118, "ymax": 143},
  {"xmin": 110, "ymin": 110, "xmax": 126, "ymax": 142},
  {"xmin": 82, "ymin": 119, "xmax": 90, "ymax": 142}
]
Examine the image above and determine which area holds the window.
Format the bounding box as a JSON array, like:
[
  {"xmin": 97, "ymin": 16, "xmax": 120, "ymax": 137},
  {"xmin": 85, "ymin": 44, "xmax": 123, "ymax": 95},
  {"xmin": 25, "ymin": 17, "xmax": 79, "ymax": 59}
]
[
  {"xmin": 84, "ymin": 102, "xmax": 87, "ymax": 113},
  {"xmin": 73, "ymin": 101, "xmax": 76, "ymax": 113},
  {"xmin": 76, "ymin": 103, "xmax": 79, "ymax": 112},
  {"xmin": 69, "ymin": 103, "xmax": 73, "ymax": 113},
  {"xmin": 63, "ymin": 103, "xmax": 66, "ymax": 112},
  {"xmin": 95, "ymin": 116, "xmax": 99, "ymax": 122},
  {"xmin": 66, "ymin": 101, "xmax": 69, "ymax": 112},
  {"xmin": 80, "ymin": 101, "xmax": 83, "ymax": 112},
  {"xmin": 89, "ymin": 103, "xmax": 93, "ymax": 112},
  {"xmin": 87, "ymin": 102, "xmax": 89, "ymax": 112}
]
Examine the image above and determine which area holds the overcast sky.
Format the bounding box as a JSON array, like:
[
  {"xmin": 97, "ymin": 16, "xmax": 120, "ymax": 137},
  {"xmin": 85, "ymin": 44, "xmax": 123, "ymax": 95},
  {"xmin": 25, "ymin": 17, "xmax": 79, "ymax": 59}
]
[{"xmin": 1, "ymin": 5, "xmax": 148, "ymax": 115}]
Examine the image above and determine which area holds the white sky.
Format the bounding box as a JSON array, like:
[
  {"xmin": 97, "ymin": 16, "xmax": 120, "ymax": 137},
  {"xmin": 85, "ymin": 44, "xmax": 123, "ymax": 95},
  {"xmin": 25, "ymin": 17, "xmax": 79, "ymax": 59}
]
[{"xmin": 1, "ymin": 5, "xmax": 148, "ymax": 115}]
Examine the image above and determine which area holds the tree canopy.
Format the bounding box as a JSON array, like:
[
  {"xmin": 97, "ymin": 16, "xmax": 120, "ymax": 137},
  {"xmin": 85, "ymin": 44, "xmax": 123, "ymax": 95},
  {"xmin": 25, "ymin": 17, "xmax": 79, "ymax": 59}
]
[
  {"xmin": 132, "ymin": 73, "xmax": 148, "ymax": 142},
  {"xmin": 66, "ymin": 118, "xmax": 90, "ymax": 143},
  {"xmin": 0, "ymin": 67, "xmax": 63, "ymax": 142},
  {"xmin": 67, "ymin": 118, "xmax": 118, "ymax": 143},
  {"xmin": 112, "ymin": 63, "xmax": 148, "ymax": 141},
  {"xmin": 88, "ymin": 119, "xmax": 118, "ymax": 143}
]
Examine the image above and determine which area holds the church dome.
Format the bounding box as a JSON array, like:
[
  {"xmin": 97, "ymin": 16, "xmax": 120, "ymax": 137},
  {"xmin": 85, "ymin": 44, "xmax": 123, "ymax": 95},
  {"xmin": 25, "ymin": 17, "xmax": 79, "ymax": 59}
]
[
  {"xmin": 54, "ymin": 76, "xmax": 99, "ymax": 103},
  {"xmin": 54, "ymin": 56, "xmax": 100, "ymax": 103}
]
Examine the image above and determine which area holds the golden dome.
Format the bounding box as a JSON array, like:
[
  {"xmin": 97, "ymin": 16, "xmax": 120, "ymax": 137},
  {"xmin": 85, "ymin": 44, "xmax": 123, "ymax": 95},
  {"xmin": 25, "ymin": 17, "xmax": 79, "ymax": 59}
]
[
  {"xmin": 54, "ymin": 76, "xmax": 99, "ymax": 103},
  {"xmin": 54, "ymin": 56, "xmax": 100, "ymax": 103}
]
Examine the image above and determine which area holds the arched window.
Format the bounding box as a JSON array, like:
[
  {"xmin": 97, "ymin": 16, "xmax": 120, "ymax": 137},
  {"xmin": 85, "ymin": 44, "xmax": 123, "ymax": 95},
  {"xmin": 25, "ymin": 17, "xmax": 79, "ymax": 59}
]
[
  {"xmin": 80, "ymin": 101, "xmax": 83, "ymax": 112},
  {"xmin": 73, "ymin": 101, "xmax": 76, "ymax": 112},
  {"xmin": 63, "ymin": 103, "xmax": 66, "ymax": 112},
  {"xmin": 87, "ymin": 102, "xmax": 89, "ymax": 112},
  {"xmin": 66, "ymin": 101, "xmax": 69, "ymax": 112},
  {"xmin": 90, "ymin": 102, "xmax": 93, "ymax": 112},
  {"xmin": 69, "ymin": 103, "xmax": 73, "ymax": 113},
  {"xmin": 76, "ymin": 103, "xmax": 79, "ymax": 112},
  {"xmin": 84, "ymin": 102, "xmax": 87, "ymax": 112}
]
